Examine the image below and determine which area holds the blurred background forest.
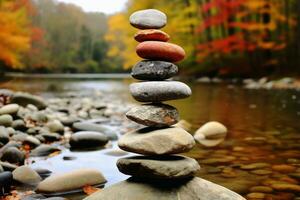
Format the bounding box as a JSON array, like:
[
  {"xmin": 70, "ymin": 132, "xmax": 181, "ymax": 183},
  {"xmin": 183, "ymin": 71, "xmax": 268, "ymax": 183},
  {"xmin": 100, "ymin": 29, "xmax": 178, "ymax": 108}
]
[{"xmin": 1, "ymin": 0, "xmax": 300, "ymax": 77}]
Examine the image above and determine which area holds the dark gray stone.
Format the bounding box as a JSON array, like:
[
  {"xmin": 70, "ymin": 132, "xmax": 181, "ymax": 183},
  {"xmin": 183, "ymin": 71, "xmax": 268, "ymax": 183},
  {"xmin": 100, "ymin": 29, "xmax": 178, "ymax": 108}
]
[
  {"xmin": 0, "ymin": 161, "xmax": 18, "ymax": 171},
  {"xmin": 34, "ymin": 168, "xmax": 52, "ymax": 179},
  {"xmin": 12, "ymin": 119, "xmax": 27, "ymax": 131},
  {"xmin": 40, "ymin": 133, "xmax": 61, "ymax": 142},
  {"xmin": 11, "ymin": 92, "xmax": 47, "ymax": 110},
  {"xmin": 1, "ymin": 147, "xmax": 25, "ymax": 165},
  {"xmin": 117, "ymin": 155, "xmax": 200, "ymax": 179},
  {"xmin": 130, "ymin": 81, "xmax": 191, "ymax": 102},
  {"xmin": 126, "ymin": 104, "xmax": 179, "ymax": 127},
  {"xmin": 131, "ymin": 60, "xmax": 178, "ymax": 80},
  {"xmin": 70, "ymin": 131, "xmax": 109, "ymax": 150},
  {"xmin": 130, "ymin": 9, "xmax": 167, "ymax": 29},
  {"xmin": 0, "ymin": 171, "xmax": 13, "ymax": 195}
]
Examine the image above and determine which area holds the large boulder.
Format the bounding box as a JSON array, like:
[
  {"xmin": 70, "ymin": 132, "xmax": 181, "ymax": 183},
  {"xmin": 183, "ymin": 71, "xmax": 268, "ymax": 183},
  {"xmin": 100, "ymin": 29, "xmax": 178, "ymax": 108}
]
[{"xmin": 84, "ymin": 177, "xmax": 246, "ymax": 200}]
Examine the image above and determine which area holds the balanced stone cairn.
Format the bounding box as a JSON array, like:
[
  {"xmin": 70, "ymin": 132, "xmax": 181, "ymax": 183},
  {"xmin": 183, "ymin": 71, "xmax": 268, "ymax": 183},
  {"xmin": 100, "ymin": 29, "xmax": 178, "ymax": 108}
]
[{"xmin": 85, "ymin": 9, "xmax": 245, "ymax": 200}]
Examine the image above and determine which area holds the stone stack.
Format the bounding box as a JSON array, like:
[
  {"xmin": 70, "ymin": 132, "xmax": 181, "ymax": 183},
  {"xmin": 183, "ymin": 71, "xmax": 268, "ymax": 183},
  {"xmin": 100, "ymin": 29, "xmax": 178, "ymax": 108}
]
[
  {"xmin": 117, "ymin": 8, "xmax": 200, "ymax": 181},
  {"xmin": 84, "ymin": 9, "xmax": 245, "ymax": 200}
]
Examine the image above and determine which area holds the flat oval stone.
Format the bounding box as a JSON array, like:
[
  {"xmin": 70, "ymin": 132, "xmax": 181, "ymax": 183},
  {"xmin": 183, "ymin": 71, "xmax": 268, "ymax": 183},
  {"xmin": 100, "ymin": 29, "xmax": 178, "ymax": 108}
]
[
  {"xmin": 136, "ymin": 41, "xmax": 185, "ymax": 62},
  {"xmin": 130, "ymin": 81, "xmax": 191, "ymax": 102},
  {"xmin": 134, "ymin": 29, "xmax": 170, "ymax": 42},
  {"xmin": 126, "ymin": 104, "xmax": 179, "ymax": 127},
  {"xmin": 117, "ymin": 155, "xmax": 200, "ymax": 179},
  {"xmin": 69, "ymin": 131, "xmax": 109, "ymax": 150},
  {"xmin": 131, "ymin": 60, "xmax": 178, "ymax": 81},
  {"xmin": 130, "ymin": 9, "xmax": 167, "ymax": 29},
  {"xmin": 118, "ymin": 127, "xmax": 195, "ymax": 155},
  {"xmin": 36, "ymin": 169, "xmax": 106, "ymax": 194},
  {"xmin": 12, "ymin": 165, "xmax": 42, "ymax": 185},
  {"xmin": 0, "ymin": 104, "xmax": 19, "ymax": 115},
  {"xmin": 84, "ymin": 177, "xmax": 246, "ymax": 200}
]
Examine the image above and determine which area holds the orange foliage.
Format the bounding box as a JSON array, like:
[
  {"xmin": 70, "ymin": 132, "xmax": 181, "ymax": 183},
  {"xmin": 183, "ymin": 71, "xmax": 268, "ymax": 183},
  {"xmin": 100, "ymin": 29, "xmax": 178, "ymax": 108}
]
[{"xmin": 0, "ymin": 0, "xmax": 31, "ymax": 68}]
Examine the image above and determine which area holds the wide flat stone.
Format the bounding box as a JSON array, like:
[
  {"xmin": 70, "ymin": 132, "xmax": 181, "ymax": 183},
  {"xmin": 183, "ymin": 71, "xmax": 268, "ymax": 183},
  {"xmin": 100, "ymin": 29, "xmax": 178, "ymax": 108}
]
[
  {"xmin": 117, "ymin": 155, "xmax": 200, "ymax": 179},
  {"xmin": 118, "ymin": 127, "xmax": 195, "ymax": 155},
  {"xmin": 134, "ymin": 29, "xmax": 170, "ymax": 42},
  {"xmin": 36, "ymin": 169, "xmax": 106, "ymax": 194},
  {"xmin": 131, "ymin": 60, "xmax": 178, "ymax": 81},
  {"xmin": 126, "ymin": 104, "xmax": 179, "ymax": 127},
  {"xmin": 69, "ymin": 131, "xmax": 109, "ymax": 150},
  {"xmin": 136, "ymin": 41, "xmax": 185, "ymax": 63},
  {"xmin": 84, "ymin": 177, "xmax": 246, "ymax": 200},
  {"xmin": 73, "ymin": 122, "xmax": 118, "ymax": 140},
  {"xmin": 11, "ymin": 93, "xmax": 47, "ymax": 110},
  {"xmin": 130, "ymin": 9, "xmax": 167, "ymax": 29},
  {"xmin": 130, "ymin": 81, "xmax": 191, "ymax": 102}
]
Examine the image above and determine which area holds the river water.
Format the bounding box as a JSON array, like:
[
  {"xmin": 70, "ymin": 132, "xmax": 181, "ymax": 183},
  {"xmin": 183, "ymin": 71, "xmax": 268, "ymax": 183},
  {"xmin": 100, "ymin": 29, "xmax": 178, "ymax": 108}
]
[{"xmin": 1, "ymin": 76, "xmax": 300, "ymax": 199}]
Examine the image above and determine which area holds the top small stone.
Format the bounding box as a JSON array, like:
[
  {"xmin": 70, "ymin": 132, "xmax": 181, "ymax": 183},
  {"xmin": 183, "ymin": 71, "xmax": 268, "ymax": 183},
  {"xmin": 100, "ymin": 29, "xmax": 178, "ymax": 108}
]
[{"xmin": 130, "ymin": 9, "xmax": 167, "ymax": 29}]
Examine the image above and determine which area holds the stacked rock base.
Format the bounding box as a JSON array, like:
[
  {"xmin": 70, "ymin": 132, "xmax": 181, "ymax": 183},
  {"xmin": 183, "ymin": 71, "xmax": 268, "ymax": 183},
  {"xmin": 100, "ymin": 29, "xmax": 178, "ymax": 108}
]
[{"xmin": 84, "ymin": 9, "xmax": 245, "ymax": 200}]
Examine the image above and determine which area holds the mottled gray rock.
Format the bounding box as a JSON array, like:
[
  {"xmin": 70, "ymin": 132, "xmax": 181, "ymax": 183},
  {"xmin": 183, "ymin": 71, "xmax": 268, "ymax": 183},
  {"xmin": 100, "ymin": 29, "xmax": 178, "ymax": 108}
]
[
  {"xmin": 118, "ymin": 127, "xmax": 195, "ymax": 155},
  {"xmin": 132, "ymin": 60, "xmax": 178, "ymax": 81},
  {"xmin": 0, "ymin": 127, "xmax": 9, "ymax": 144},
  {"xmin": 12, "ymin": 165, "xmax": 42, "ymax": 185},
  {"xmin": 73, "ymin": 122, "xmax": 118, "ymax": 140},
  {"xmin": 12, "ymin": 119, "xmax": 27, "ymax": 131},
  {"xmin": 0, "ymin": 114, "xmax": 13, "ymax": 127},
  {"xmin": 84, "ymin": 177, "xmax": 245, "ymax": 200},
  {"xmin": 69, "ymin": 131, "xmax": 109, "ymax": 150},
  {"xmin": 117, "ymin": 155, "xmax": 200, "ymax": 179},
  {"xmin": 30, "ymin": 144, "xmax": 60, "ymax": 157},
  {"xmin": 126, "ymin": 104, "xmax": 179, "ymax": 127},
  {"xmin": 130, "ymin": 81, "xmax": 191, "ymax": 102},
  {"xmin": 0, "ymin": 104, "xmax": 19, "ymax": 115},
  {"xmin": 36, "ymin": 169, "xmax": 106, "ymax": 194},
  {"xmin": 11, "ymin": 93, "xmax": 47, "ymax": 110},
  {"xmin": 130, "ymin": 9, "xmax": 167, "ymax": 29},
  {"xmin": 1, "ymin": 147, "xmax": 25, "ymax": 165}
]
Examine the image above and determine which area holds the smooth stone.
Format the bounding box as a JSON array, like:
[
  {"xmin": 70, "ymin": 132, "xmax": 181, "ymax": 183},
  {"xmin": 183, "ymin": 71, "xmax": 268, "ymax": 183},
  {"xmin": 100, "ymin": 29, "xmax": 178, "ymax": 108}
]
[
  {"xmin": 118, "ymin": 127, "xmax": 195, "ymax": 155},
  {"xmin": 136, "ymin": 41, "xmax": 186, "ymax": 62},
  {"xmin": 126, "ymin": 104, "xmax": 179, "ymax": 127},
  {"xmin": 12, "ymin": 119, "xmax": 27, "ymax": 131},
  {"xmin": 21, "ymin": 194, "xmax": 46, "ymax": 200},
  {"xmin": 0, "ymin": 126, "xmax": 9, "ymax": 144},
  {"xmin": 129, "ymin": 9, "xmax": 167, "ymax": 29},
  {"xmin": 249, "ymin": 186, "xmax": 273, "ymax": 193},
  {"xmin": 0, "ymin": 161, "xmax": 18, "ymax": 171},
  {"xmin": 130, "ymin": 81, "xmax": 191, "ymax": 102},
  {"xmin": 12, "ymin": 165, "xmax": 42, "ymax": 185},
  {"xmin": 240, "ymin": 163, "xmax": 270, "ymax": 170},
  {"xmin": 271, "ymin": 164, "xmax": 296, "ymax": 173},
  {"xmin": 34, "ymin": 168, "xmax": 52, "ymax": 179},
  {"xmin": 246, "ymin": 193, "xmax": 266, "ymax": 199},
  {"xmin": 23, "ymin": 135, "xmax": 41, "ymax": 148},
  {"xmin": 73, "ymin": 122, "xmax": 118, "ymax": 140},
  {"xmin": 117, "ymin": 155, "xmax": 200, "ymax": 179},
  {"xmin": 131, "ymin": 60, "xmax": 178, "ymax": 81},
  {"xmin": 30, "ymin": 144, "xmax": 61, "ymax": 157},
  {"xmin": 11, "ymin": 93, "xmax": 47, "ymax": 110},
  {"xmin": 134, "ymin": 29, "xmax": 170, "ymax": 42},
  {"xmin": 84, "ymin": 177, "xmax": 245, "ymax": 200},
  {"xmin": 69, "ymin": 131, "xmax": 109, "ymax": 150},
  {"xmin": 40, "ymin": 133, "xmax": 61, "ymax": 142},
  {"xmin": 0, "ymin": 114, "xmax": 13, "ymax": 127},
  {"xmin": 271, "ymin": 183, "xmax": 300, "ymax": 192},
  {"xmin": 46, "ymin": 120, "xmax": 64, "ymax": 134},
  {"xmin": 1, "ymin": 147, "xmax": 25, "ymax": 165},
  {"xmin": 36, "ymin": 169, "xmax": 106, "ymax": 194},
  {"xmin": 0, "ymin": 171, "xmax": 13, "ymax": 195},
  {"xmin": 0, "ymin": 104, "xmax": 19, "ymax": 115},
  {"xmin": 194, "ymin": 121, "xmax": 227, "ymax": 147}
]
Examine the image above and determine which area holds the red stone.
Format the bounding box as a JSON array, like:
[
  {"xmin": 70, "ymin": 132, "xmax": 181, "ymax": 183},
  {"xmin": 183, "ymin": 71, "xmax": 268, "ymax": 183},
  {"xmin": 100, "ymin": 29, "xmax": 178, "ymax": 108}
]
[
  {"xmin": 134, "ymin": 29, "xmax": 170, "ymax": 42},
  {"xmin": 136, "ymin": 41, "xmax": 185, "ymax": 62}
]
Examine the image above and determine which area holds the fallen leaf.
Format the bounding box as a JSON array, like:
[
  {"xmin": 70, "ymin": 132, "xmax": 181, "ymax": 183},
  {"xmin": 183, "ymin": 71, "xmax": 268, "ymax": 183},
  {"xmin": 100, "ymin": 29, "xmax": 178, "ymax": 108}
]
[{"xmin": 83, "ymin": 185, "xmax": 100, "ymax": 195}]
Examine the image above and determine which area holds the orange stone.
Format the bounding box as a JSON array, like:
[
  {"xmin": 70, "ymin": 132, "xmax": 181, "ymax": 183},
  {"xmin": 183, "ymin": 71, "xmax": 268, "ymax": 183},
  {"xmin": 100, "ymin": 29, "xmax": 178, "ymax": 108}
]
[
  {"xmin": 134, "ymin": 29, "xmax": 170, "ymax": 42},
  {"xmin": 136, "ymin": 41, "xmax": 185, "ymax": 62}
]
